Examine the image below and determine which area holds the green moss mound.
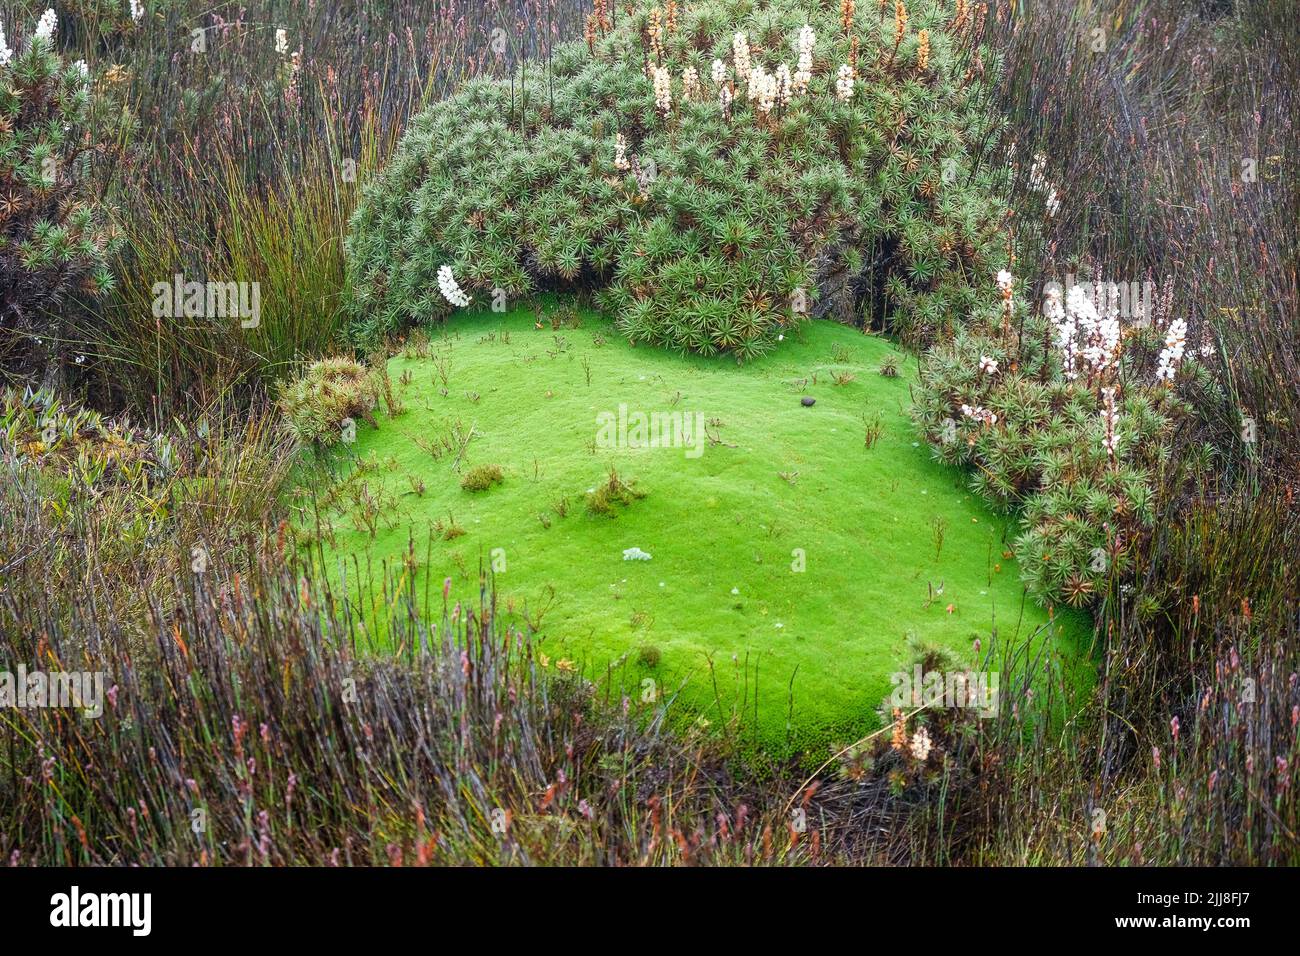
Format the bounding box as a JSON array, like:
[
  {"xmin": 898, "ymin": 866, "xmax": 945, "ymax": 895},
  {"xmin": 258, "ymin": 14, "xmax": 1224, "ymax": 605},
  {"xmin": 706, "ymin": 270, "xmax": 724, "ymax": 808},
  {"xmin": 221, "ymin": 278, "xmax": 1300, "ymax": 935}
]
[
  {"xmin": 297, "ymin": 304, "xmax": 1093, "ymax": 759},
  {"xmin": 345, "ymin": 0, "xmax": 1009, "ymax": 358}
]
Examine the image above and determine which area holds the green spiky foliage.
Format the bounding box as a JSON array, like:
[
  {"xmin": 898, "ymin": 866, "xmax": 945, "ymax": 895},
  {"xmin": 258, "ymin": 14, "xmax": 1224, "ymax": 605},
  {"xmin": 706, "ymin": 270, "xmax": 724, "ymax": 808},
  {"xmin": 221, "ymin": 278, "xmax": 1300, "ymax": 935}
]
[
  {"xmin": 278, "ymin": 356, "xmax": 380, "ymax": 446},
  {"xmin": 346, "ymin": 0, "xmax": 1008, "ymax": 358},
  {"xmin": 912, "ymin": 298, "xmax": 1189, "ymax": 608},
  {"xmin": 0, "ymin": 16, "xmax": 123, "ymax": 381}
]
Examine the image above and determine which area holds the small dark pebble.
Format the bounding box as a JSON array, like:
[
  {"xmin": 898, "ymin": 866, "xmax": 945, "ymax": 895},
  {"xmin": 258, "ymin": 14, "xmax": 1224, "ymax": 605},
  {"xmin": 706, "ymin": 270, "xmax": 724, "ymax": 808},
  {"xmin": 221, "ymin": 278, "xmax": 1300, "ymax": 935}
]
[{"xmin": 801, "ymin": 396, "xmax": 816, "ymax": 407}]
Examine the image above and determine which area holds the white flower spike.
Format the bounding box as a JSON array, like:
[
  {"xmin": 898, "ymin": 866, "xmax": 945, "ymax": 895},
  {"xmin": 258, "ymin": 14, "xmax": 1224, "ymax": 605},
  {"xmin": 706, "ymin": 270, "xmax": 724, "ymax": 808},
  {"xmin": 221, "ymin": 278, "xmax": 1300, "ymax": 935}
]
[{"xmin": 436, "ymin": 265, "xmax": 471, "ymax": 308}]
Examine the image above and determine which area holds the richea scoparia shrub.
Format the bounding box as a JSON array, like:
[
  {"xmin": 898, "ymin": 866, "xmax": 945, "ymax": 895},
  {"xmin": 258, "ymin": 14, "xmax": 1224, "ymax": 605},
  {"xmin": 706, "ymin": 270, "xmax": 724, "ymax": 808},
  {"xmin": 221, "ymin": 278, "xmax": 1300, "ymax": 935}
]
[
  {"xmin": 0, "ymin": 9, "xmax": 124, "ymax": 381},
  {"xmin": 913, "ymin": 272, "xmax": 1200, "ymax": 608},
  {"xmin": 347, "ymin": 0, "xmax": 1009, "ymax": 358}
]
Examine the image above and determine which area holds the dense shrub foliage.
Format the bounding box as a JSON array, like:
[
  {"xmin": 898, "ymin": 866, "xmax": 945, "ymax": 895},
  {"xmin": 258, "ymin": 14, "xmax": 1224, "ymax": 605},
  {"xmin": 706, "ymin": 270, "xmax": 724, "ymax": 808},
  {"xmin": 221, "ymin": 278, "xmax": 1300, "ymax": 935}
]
[
  {"xmin": 0, "ymin": 10, "xmax": 122, "ymax": 382},
  {"xmin": 347, "ymin": 0, "xmax": 1008, "ymax": 357},
  {"xmin": 278, "ymin": 356, "xmax": 380, "ymax": 446},
  {"xmin": 912, "ymin": 278, "xmax": 1202, "ymax": 607}
]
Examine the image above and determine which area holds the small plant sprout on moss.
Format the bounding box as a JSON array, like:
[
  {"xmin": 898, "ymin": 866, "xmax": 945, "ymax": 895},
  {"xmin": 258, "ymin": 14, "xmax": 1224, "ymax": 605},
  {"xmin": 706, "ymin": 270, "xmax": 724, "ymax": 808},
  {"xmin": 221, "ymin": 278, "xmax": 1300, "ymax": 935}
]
[
  {"xmin": 460, "ymin": 463, "xmax": 504, "ymax": 492},
  {"xmin": 586, "ymin": 465, "xmax": 645, "ymax": 516}
]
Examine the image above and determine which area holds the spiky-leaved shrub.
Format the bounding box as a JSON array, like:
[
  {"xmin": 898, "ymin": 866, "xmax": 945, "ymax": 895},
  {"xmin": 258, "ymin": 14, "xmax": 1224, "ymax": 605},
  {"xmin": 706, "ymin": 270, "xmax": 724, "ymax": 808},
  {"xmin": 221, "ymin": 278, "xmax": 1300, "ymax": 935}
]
[
  {"xmin": 279, "ymin": 356, "xmax": 380, "ymax": 446},
  {"xmin": 0, "ymin": 9, "xmax": 122, "ymax": 381},
  {"xmin": 347, "ymin": 0, "xmax": 1008, "ymax": 358},
  {"xmin": 913, "ymin": 279, "xmax": 1191, "ymax": 607}
]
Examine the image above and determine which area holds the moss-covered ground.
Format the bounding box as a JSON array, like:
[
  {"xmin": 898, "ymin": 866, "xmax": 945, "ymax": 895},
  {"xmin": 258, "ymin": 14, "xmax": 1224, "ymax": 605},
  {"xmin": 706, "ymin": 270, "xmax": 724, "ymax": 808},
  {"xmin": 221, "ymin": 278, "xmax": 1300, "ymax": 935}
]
[{"xmin": 298, "ymin": 301, "xmax": 1094, "ymax": 757}]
